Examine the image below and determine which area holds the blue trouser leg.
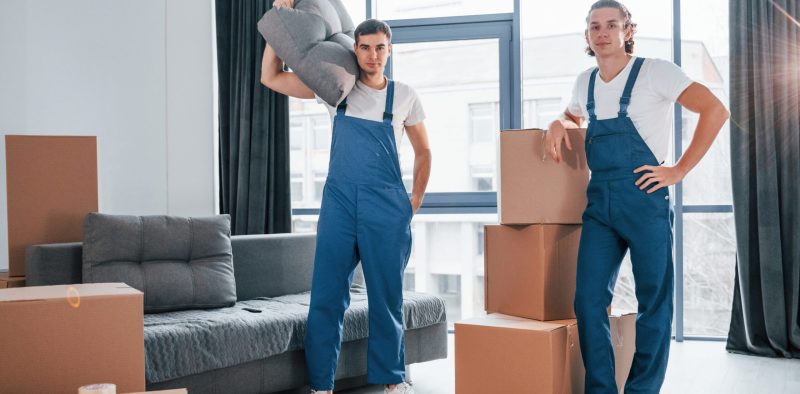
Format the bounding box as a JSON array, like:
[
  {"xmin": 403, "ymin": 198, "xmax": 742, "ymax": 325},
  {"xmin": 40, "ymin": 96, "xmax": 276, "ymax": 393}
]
[
  {"xmin": 305, "ymin": 182, "xmax": 359, "ymax": 391},
  {"xmin": 357, "ymin": 185, "xmax": 412, "ymax": 385},
  {"xmin": 575, "ymin": 198, "xmax": 628, "ymax": 394},
  {"xmin": 616, "ymin": 184, "xmax": 674, "ymax": 394}
]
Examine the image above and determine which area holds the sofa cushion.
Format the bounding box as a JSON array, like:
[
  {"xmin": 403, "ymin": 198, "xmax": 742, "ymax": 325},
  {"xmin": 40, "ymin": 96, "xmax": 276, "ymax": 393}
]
[
  {"xmin": 257, "ymin": 0, "xmax": 358, "ymax": 107},
  {"xmin": 142, "ymin": 287, "xmax": 447, "ymax": 383},
  {"xmin": 82, "ymin": 213, "xmax": 236, "ymax": 313}
]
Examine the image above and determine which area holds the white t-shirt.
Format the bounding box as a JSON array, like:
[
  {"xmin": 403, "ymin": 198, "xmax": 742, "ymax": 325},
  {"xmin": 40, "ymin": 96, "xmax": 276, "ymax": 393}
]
[
  {"xmin": 567, "ymin": 56, "xmax": 693, "ymax": 164},
  {"xmin": 317, "ymin": 79, "xmax": 426, "ymax": 148}
]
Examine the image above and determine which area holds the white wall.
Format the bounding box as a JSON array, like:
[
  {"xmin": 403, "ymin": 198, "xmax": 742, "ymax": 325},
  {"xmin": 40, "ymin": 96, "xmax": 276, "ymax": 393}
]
[{"xmin": 0, "ymin": 0, "xmax": 216, "ymax": 270}]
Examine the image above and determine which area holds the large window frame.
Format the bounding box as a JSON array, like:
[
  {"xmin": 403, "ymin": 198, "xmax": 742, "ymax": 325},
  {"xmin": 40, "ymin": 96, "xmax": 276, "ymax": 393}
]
[{"xmin": 290, "ymin": 0, "xmax": 733, "ymax": 342}]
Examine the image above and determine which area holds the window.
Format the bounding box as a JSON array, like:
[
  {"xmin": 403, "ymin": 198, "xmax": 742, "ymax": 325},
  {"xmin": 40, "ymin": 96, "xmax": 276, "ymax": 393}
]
[
  {"xmin": 392, "ymin": 39, "xmax": 502, "ymax": 193},
  {"xmin": 469, "ymin": 103, "xmax": 497, "ymax": 144},
  {"xmin": 680, "ymin": 0, "xmax": 734, "ymax": 337}
]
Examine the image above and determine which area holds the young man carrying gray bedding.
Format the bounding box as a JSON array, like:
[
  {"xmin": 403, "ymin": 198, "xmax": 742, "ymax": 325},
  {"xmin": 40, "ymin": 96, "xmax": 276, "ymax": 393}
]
[{"xmin": 261, "ymin": 2, "xmax": 432, "ymax": 393}]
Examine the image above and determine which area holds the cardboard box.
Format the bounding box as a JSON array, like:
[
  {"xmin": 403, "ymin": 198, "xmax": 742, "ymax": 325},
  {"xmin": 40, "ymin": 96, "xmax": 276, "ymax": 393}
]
[
  {"xmin": 5, "ymin": 135, "xmax": 98, "ymax": 276},
  {"xmin": 455, "ymin": 312, "xmax": 636, "ymax": 394},
  {"xmin": 485, "ymin": 224, "xmax": 581, "ymax": 321},
  {"xmin": 0, "ymin": 283, "xmax": 145, "ymax": 393},
  {"xmin": 0, "ymin": 271, "xmax": 25, "ymax": 288},
  {"xmin": 499, "ymin": 128, "xmax": 589, "ymax": 225}
]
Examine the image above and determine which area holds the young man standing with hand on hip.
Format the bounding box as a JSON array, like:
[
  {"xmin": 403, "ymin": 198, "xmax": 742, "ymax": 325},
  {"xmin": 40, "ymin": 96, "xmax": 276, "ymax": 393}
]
[
  {"xmin": 546, "ymin": 1, "xmax": 729, "ymax": 393},
  {"xmin": 261, "ymin": 2, "xmax": 431, "ymax": 393}
]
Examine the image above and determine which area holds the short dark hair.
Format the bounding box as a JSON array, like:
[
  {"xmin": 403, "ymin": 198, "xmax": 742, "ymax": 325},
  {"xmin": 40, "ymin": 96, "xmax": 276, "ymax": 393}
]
[
  {"xmin": 354, "ymin": 19, "xmax": 392, "ymax": 44},
  {"xmin": 585, "ymin": 0, "xmax": 637, "ymax": 56}
]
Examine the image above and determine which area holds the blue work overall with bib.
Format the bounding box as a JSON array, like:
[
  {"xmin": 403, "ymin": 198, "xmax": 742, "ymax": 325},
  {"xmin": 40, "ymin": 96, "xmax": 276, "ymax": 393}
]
[
  {"xmin": 574, "ymin": 58, "xmax": 674, "ymax": 394},
  {"xmin": 304, "ymin": 80, "xmax": 413, "ymax": 391}
]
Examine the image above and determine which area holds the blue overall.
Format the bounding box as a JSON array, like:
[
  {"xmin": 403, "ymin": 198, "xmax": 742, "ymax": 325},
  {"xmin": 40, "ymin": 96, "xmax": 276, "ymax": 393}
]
[
  {"xmin": 304, "ymin": 80, "xmax": 413, "ymax": 390},
  {"xmin": 574, "ymin": 58, "xmax": 674, "ymax": 394}
]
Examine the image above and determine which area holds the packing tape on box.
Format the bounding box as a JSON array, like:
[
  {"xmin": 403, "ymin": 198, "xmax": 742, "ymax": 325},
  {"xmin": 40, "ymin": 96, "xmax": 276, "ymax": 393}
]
[{"xmin": 78, "ymin": 383, "xmax": 116, "ymax": 394}]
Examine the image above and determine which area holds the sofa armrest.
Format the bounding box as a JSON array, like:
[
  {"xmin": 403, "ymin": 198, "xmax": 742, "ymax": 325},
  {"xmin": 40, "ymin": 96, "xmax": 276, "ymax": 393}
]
[
  {"xmin": 25, "ymin": 242, "xmax": 83, "ymax": 286},
  {"xmin": 231, "ymin": 233, "xmax": 317, "ymax": 301}
]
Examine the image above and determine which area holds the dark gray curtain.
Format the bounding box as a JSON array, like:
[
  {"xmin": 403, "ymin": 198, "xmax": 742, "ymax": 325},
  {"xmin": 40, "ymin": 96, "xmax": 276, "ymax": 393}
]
[
  {"xmin": 726, "ymin": 0, "xmax": 800, "ymax": 357},
  {"xmin": 216, "ymin": 0, "xmax": 291, "ymax": 235}
]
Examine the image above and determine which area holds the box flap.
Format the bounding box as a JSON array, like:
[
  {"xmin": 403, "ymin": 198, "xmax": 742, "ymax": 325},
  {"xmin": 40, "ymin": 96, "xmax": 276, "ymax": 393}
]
[
  {"xmin": 457, "ymin": 313, "xmax": 570, "ymax": 332},
  {"xmin": 0, "ymin": 283, "xmax": 141, "ymax": 303}
]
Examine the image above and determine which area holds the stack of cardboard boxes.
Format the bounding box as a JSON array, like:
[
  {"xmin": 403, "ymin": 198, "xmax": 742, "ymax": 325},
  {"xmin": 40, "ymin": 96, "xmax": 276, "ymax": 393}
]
[{"xmin": 455, "ymin": 129, "xmax": 637, "ymax": 393}]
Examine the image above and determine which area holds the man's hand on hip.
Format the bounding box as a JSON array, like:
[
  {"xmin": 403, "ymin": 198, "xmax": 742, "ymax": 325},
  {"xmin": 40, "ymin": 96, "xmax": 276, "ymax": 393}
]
[{"xmin": 634, "ymin": 164, "xmax": 688, "ymax": 193}]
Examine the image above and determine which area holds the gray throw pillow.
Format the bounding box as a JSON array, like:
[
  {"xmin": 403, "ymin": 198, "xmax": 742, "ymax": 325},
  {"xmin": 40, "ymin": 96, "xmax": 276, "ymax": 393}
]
[
  {"xmin": 257, "ymin": 0, "xmax": 358, "ymax": 106},
  {"xmin": 82, "ymin": 213, "xmax": 236, "ymax": 313}
]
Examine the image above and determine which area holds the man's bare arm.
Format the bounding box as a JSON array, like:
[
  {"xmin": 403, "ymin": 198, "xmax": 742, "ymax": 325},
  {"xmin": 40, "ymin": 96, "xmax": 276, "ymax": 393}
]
[
  {"xmin": 405, "ymin": 122, "xmax": 432, "ymax": 214},
  {"xmin": 634, "ymin": 82, "xmax": 730, "ymax": 192},
  {"xmin": 260, "ymin": 43, "xmax": 315, "ymax": 99}
]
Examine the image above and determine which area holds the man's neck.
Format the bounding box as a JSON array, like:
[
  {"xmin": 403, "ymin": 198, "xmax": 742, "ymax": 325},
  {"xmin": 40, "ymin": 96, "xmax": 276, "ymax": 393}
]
[
  {"xmin": 360, "ymin": 73, "xmax": 387, "ymax": 90},
  {"xmin": 595, "ymin": 53, "xmax": 633, "ymax": 83}
]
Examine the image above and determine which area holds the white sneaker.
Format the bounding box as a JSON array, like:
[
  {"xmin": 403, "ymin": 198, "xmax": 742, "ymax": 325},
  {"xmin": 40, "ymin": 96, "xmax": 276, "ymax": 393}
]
[
  {"xmin": 309, "ymin": 390, "xmax": 331, "ymax": 394},
  {"xmin": 385, "ymin": 382, "xmax": 414, "ymax": 394}
]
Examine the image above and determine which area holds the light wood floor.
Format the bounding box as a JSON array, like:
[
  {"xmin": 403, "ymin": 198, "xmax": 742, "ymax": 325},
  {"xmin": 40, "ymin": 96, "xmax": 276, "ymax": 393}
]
[{"xmin": 342, "ymin": 335, "xmax": 800, "ymax": 394}]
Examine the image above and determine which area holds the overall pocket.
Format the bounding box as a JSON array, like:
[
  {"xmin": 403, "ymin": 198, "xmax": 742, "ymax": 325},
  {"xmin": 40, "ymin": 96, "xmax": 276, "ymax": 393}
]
[{"xmin": 586, "ymin": 132, "xmax": 631, "ymax": 172}]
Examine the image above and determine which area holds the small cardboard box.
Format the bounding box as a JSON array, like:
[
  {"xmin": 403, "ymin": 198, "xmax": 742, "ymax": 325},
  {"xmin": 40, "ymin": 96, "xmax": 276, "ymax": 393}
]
[
  {"xmin": 0, "ymin": 272, "xmax": 25, "ymax": 288},
  {"xmin": 455, "ymin": 311, "xmax": 636, "ymax": 393},
  {"xmin": 0, "ymin": 283, "xmax": 145, "ymax": 393},
  {"xmin": 499, "ymin": 128, "xmax": 589, "ymax": 225},
  {"xmin": 484, "ymin": 224, "xmax": 581, "ymax": 321}
]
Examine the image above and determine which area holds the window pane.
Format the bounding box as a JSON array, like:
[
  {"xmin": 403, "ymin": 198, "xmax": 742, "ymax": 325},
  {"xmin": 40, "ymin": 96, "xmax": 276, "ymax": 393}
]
[
  {"xmin": 289, "ymin": 98, "xmax": 331, "ymax": 208},
  {"xmin": 294, "ymin": 213, "xmax": 497, "ymax": 326},
  {"xmin": 377, "ymin": 0, "xmax": 512, "ymax": 20},
  {"xmin": 392, "ymin": 39, "xmax": 500, "ymax": 193},
  {"xmin": 340, "ymin": 0, "xmax": 366, "ymax": 22},
  {"xmin": 684, "ymin": 212, "xmax": 736, "ymax": 337},
  {"xmin": 680, "ymin": 0, "xmax": 732, "ymax": 205}
]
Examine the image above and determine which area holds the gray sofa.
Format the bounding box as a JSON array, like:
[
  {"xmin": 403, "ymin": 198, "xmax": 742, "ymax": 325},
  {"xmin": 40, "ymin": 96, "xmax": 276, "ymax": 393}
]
[{"xmin": 25, "ymin": 232, "xmax": 448, "ymax": 393}]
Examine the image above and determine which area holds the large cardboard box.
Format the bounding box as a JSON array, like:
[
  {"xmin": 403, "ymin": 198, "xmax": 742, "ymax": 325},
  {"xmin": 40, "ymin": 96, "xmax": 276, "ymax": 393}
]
[
  {"xmin": 5, "ymin": 135, "xmax": 98, "ymax": 276},
  {"xmin": 0, "ymin": 283, "xmax": 145, "ymax": 393},
  {"xmin": 485, "ymin": 224, "xmax": 581, "ymax": 321},
  {"xmin": 455, "ymin": 312, "xmax": 636, "ymax": 394},
  {"xmin": 0, "ymin": 271, "xmax": 25, "ymax": 288},
  {"xmin": 499, "ymin": 128, "xmax": 589, "ymax": 225}
]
